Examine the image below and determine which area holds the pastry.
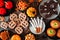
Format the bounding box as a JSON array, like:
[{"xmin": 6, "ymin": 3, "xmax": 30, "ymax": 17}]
[
  {"xmin": 26, "ymin": 7, "xmax": 37, "ymax": 17},
  {"xmin": 0, "ymin": 31, "xmax": 9, "ymax": 40},
  {"xmin": 16, "ymin": 1, "xmax": 28, "ymax": 11},
  {"xmin": 0, "ymin": 8, "xmax": 6, "ymax": 15},
  {"xmin": 11, "ymin": 34, "xmax": 21, "ymax": 40},
  {"xmin": 19, "ymin": 13, "xmax": 27, "ymax": 20},
  {"xmin": 8, "ymin": 21, "xmax": 16, "ymax": 29},
  {"xmin": 15, "ymin": 27, "xmax": 23, "ymax": 34},
  {"xmin": 0, "ymin": 22, "xmax": 8, "ymax": 29},
  {"xmin": 0, "ymin": 0, "xmax": 4, "ymax": 7},
  {"xmin": 20, "ymin": 21, "xmax": 29, "ymax": 28},
  {"xmin": 10, "ymin": 13, "xmax": 18, "ymax": 21},
  {"xmin": 25, "ymin": 33, "xmax": 35, "ymax": 40},
  {"xmin": 5, "ymin": 1, "xmax": 13, "ymax": 9},
  {"xmin": 0, "ymin": 16, "xmax": 5, "ymax": 21}
]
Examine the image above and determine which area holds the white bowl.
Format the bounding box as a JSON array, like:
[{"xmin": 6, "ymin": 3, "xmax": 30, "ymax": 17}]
[
  {"xmin": 39, "ymin": 0, "xmax": 60, "ymax": 20},
  {"xmin": 29, "ymin": 19, "xmax": 45, "ymax": 35}
]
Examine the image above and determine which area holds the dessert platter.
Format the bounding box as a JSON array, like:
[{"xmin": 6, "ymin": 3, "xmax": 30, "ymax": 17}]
[{"xmin": 0, "ymin": 0, "xmax": 60, "ymax": 40}]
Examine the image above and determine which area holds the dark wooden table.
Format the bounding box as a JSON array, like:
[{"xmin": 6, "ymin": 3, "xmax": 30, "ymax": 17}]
[{"xmin": 0, "ymin": 0, "xmax": 60, "ymax": 40}]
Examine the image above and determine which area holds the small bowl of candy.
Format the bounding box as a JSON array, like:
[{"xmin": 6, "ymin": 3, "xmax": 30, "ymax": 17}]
[{"xmin": 39, "ymin": 0, "xmax": 60, "ymax": 20}]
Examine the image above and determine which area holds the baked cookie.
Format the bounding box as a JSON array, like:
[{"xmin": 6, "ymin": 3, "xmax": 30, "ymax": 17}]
[
  {"xmin": 10, "ymin": 13, "xmax": 18, "ymax": 21},
  {"xmin": 19, "ymin": 13, "xmax": 27, "ymax": 20},
  {"xmin": 16, "ymin": 1, "xmax": 28, "ymax": 11},
  {"xmin": 20, "ymin": 21, "xmax": 29, "ymax": 28},
  {"xmin": 0, "ymin": 22, "xmax": 8, "ymax": 29},
  {"xmin": 15, "ymin": 26, "xmax": 23, "ymax": 34},
  {"xmin": 25, "ymin": 33, "xmax": 35, "ymax": 40},
  {"xmin": 0, "ymin": 16, "xmax": 5, "ymax": 21},
  {"xmin": 8, "ymin": 21, "xmax": 16, "ymax": 29}
]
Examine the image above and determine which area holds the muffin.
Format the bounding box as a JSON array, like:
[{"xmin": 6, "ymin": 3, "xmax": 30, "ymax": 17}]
[
  {"xmin": 11, "ymin": 34, "xmax": 21, "ymax": 40},
  {"xmin": 25, "ymin": 33, "xmax": 35, "ymax": 40},
  {"xmin": 16, "ymin": 1, "xmax": 28, "ymax": 11},
  {"xmin": 26, "ymin": 7, "xmax": 37, "ymax": 17}
]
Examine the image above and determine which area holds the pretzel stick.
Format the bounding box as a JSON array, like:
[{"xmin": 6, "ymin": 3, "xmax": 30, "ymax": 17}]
[{"xmin": 29, "ymin": 21, "xmax": 36, "ymax": 30}]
